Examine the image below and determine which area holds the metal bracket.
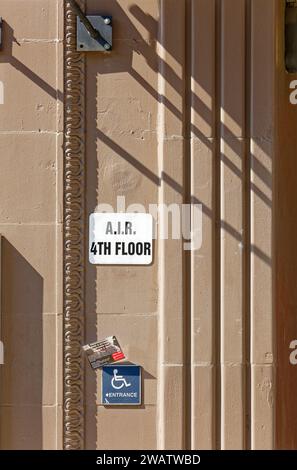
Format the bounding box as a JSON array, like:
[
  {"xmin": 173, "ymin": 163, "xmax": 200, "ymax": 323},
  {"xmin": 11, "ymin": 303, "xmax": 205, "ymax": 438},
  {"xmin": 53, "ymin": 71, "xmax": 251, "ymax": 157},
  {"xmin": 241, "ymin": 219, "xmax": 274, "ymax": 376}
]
[{"xmin": 77, "ymin": 16, "xmax": 112, "ymax": 52}]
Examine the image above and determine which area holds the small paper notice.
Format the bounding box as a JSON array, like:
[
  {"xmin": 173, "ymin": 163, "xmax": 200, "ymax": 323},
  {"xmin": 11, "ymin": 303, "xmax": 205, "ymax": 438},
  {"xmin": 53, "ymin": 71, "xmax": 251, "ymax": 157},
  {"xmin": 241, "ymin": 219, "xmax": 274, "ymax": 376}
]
[{"xmin": 83, "ymin": 336, "xmax": 125, "ymax": 370}]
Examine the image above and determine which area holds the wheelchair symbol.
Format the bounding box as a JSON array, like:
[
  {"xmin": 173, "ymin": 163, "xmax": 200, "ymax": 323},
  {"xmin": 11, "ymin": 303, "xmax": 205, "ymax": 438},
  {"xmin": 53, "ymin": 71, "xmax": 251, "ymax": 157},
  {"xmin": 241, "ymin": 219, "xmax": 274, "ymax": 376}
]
[{"xmin": 111, "ymin": 369, "xmax": 131, "ymax": 390}]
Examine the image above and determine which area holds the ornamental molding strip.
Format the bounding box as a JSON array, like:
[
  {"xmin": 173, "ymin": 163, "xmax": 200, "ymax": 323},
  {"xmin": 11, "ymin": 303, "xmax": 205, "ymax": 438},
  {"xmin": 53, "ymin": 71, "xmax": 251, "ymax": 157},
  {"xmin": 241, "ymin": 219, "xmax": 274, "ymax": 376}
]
[{"xmin": 63, "ymin": 0, "xmax": 86, "ymax": 450}]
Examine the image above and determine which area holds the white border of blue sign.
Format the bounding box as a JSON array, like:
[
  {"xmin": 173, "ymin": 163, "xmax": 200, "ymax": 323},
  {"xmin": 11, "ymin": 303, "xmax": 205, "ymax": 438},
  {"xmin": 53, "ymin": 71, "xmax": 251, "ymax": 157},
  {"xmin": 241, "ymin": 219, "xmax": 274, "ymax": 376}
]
[{"xmin": 101, "ymin": 365, "xmax": 142, "ymax": 406}]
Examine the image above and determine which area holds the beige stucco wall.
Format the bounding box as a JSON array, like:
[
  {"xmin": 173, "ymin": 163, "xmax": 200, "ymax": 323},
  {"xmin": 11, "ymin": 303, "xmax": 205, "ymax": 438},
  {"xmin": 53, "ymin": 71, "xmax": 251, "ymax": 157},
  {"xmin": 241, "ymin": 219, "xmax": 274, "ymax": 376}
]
[
  {"xmin": 0, "ymin": 0, "xmax": 296, "ymax": 450},
  {"xmin": 0, "ymin": 0, "xmax": 63, "ymax": 449},
  {"xmin": 84, "ymin": 0, "xmax": 276, "ymax": 450}
]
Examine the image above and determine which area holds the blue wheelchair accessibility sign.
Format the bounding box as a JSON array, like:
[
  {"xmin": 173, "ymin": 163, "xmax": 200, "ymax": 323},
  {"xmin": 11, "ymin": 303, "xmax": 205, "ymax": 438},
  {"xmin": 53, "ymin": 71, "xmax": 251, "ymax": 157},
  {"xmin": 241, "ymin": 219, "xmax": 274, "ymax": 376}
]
[{"xmin": 102, "ymin": 365, "xmax": 142, "ymax": 405}]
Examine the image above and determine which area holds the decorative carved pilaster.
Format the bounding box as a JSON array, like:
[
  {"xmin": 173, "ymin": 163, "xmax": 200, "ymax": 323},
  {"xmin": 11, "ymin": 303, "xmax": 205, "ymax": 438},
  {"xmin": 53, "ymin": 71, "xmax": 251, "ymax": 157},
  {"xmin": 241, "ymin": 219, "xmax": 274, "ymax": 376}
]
[{"xmin": 64, "ymin": 0, "xmax": 85, "ymax": 450}]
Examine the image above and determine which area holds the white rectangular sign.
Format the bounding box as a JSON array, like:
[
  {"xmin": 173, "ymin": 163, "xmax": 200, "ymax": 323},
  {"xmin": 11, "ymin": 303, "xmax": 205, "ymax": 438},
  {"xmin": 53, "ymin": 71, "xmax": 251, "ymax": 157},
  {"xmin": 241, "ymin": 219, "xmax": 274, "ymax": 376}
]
[{"xmin": 89, "ymin": 213, "xmax": 153, "ymax": 265}]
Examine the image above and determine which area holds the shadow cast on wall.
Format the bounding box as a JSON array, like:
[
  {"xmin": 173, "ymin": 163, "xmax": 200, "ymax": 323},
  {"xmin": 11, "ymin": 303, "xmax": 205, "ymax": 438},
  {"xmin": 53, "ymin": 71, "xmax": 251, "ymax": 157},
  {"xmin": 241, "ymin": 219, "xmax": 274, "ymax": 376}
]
[
  {"xmin": 0, "ymin": 0, "xmax": 273, "ymax": 449},
  {"xmin": 84, "ymin": 0, "xmax": 273, "ymax": 449},
  {"xmin": 0, "ymin": 238, "xmax": 43, "ymax": 450}
]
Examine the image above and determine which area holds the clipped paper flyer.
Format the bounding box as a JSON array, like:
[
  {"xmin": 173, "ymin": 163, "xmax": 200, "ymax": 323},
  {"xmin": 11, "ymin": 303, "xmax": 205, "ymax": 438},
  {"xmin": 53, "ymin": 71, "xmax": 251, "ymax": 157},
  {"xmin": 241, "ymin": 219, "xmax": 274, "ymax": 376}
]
[{"xmin": 83, "ymin": 336, "xmax": 125, "ymax": 370}]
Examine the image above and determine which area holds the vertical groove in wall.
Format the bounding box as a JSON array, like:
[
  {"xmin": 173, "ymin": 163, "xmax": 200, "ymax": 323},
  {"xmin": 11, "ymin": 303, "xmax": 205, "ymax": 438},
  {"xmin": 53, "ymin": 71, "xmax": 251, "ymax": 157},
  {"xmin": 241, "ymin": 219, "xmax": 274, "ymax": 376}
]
[
  {"xmin": 244, "ymin": 0, "xmax": 252, "ymax": 450},
  {"xmin": 156, "ymin": 0, "xmax": 165, "ymax": 450},
  {"xmin": 64, "ymin": 0, "xmax": 85, "ymax": 450},
  {"xmin": 156, "ymin": 0, "xmax": 186, "ymax": 449},
  {"xmin": 250, "ymin": 0, "xmax": 275, "ymax": 449},
  {"xmin": 190, "ymin": 0, "xmax": 216, "ymax": 450},
  {"xmin": 184, "ymin": 0, "xmax": 192, "ymax": 451},
  {"xmin": 215, "ymin": 0, "xmax": 222, "ymax": 450},
  {"xmin": 271, "ymin": 0, "xmax": 277, "ymax": 449},
  {"xmin": 220, "ymin": 0, "xmax": 246, "ymax": 449}
]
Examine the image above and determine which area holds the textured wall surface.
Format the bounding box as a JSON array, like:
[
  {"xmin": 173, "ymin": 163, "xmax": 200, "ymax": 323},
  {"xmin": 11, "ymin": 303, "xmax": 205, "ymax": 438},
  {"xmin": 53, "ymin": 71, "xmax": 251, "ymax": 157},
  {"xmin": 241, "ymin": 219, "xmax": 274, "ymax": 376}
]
[
  {"xmin": 0, "ymin": 0, "xmax": 64, "ymax": 449},
  {"xmin": 83, "ymin": 0, "xmax": 276, "ymax": 450},
  {"xmin": 0, "ymin": 0, "xmax": 296, "ymax": 450}
]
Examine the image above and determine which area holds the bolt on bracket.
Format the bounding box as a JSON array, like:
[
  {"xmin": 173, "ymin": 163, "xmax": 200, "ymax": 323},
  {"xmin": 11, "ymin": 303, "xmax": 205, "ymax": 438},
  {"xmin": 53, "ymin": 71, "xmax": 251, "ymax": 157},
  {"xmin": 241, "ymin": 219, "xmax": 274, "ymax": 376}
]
[{"xmin": 77, "ymin": 15, "xmax": 112, "ymax": 52}]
